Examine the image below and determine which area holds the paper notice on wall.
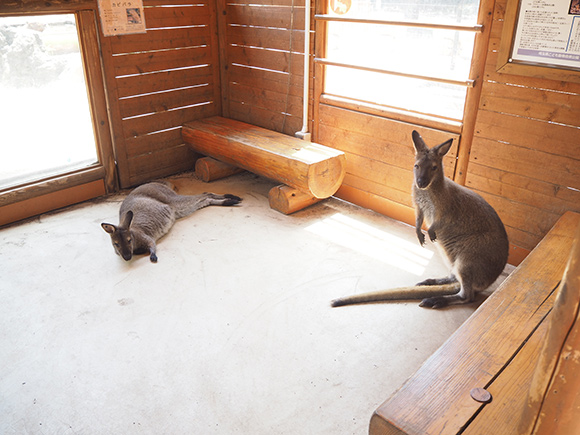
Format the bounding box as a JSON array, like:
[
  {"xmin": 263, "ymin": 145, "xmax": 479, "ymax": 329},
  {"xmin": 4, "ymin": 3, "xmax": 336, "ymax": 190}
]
[
  {"xmin": 98, "ymin": 0, "xmax": 146, "ymax": 37},
  {"xmin": 512, "ymin": 0, "xmax": 580, "ymax": 69}
]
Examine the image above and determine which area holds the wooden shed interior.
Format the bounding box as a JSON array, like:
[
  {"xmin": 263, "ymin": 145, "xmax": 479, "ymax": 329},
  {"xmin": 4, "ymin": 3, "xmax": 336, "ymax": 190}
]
[
  {"xmin": 2, "ymin": 0, "xmax": 580, "ymax": 433},
  {"xmin": 1, "ymin": 0, "xmax": 579, "ymax": 265}
]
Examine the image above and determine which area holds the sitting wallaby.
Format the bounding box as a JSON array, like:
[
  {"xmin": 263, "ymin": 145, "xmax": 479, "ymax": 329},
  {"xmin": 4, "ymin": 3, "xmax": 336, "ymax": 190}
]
[
  {"xmin": 101, "ymin": 181, "xmax": 242, "ymax": 263},
  {"xmin": 331, "ymin": 130, "xmax": 509, "ymax": 309}
]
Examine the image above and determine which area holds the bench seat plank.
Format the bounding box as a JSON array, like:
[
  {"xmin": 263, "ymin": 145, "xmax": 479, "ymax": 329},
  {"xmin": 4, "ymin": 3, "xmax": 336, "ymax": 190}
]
[
  {"xmin": 182, "ymin": 116, "xmax": 346, "ymax": 199},
  {"xmin": 370, "ymin": 211, "xmax": 580, "ymax": 435}
]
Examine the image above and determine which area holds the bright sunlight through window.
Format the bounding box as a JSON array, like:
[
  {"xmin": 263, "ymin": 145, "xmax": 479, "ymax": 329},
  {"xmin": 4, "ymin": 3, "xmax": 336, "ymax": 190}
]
[
  {"xmin": 323, "ymin": 0, "xmax": 481, "ymax": 121},
  {"xmin": 305, "ymin": 213, "xmax": 433, "ymax": 275},
  {"xmin": 0, "ymin": 14, "xmax": 98, "ymax": 190}
]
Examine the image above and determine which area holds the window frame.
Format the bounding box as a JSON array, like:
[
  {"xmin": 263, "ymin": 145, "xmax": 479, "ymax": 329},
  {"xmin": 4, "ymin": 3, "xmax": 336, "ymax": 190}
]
[
  {"xmin": 313, "ymin": 0, "xmax": 485, "ymax": 131},
  {"xmin": 0, "ymin": 4, "xmax": 116, "ymax": 225}
]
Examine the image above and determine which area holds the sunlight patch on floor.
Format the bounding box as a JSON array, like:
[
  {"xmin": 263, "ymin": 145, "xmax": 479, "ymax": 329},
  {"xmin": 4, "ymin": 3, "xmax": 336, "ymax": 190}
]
[{"xmin": 305, "ymin": 212, "xmax": 433, "ymax": 275}]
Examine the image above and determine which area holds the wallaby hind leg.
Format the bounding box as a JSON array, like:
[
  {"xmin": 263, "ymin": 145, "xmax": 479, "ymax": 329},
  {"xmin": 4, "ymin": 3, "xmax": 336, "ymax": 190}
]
[
  {"xmin": 205, "ymin": 193, "xmax": 242, "ymax": 207},
  {"xmin": 173, "ymin": 193, "xmax": 242, "ymax": 218},
  {"xmin": 419, "ymin": 279, "xmax": 475, "ymax": 309},
  {"xmin": 192, "ymin": 193, "xmax": 242, "ymax": 210}
]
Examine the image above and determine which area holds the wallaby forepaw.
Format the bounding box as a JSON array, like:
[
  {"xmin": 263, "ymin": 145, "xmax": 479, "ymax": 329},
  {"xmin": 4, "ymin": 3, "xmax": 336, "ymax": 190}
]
[
  {"xmin": 150, "ymin": 253, "xmax": 158, "ymax": 263},
  {"xmin": 417, "ymin": 232, "xmax": 426, "ymax": 246},
  {"xmin": 419, "ymin": 297, "xmax": 449, "ymax": 309},
  {"xmin": 428, "ymin": 228, "xmax": 437, "ymax": 242}
]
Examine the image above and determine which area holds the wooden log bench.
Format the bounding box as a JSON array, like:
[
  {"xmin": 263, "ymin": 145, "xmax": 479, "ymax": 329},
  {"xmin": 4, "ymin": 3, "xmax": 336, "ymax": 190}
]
[
  {"xmin": 370, "ymin": 211, "xmax": 580, "ymax": 435},
  {"xmin": 182, "ymin": 116, "xmax": 346, "ymax": 214}
]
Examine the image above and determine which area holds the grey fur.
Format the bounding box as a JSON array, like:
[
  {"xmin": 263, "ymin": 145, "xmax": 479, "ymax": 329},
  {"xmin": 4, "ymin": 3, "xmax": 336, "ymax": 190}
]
[
  {"xmin": 101, "ymin": 181, "xmax": 241, "ymax": 262},
  {"xmin": 411, "ymin": 130, "xmax": 509, "ymax": 307},
  {"xmin": 331, "ymin": 131, "xmax": 509, "ymax": 309}
]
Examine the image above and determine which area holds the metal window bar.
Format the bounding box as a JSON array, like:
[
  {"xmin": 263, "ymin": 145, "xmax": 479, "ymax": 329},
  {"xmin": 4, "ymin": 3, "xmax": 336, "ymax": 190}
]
[
  {"xmin": 314, "ymin": 58, "xmax": 475, "ymax": 88},
  {"xmin": 314, "ymin": 14, "xmax": 483, "ymax": 33},
  {"xmin": 315, "ymin": 14, "xmax": 481, "ymax": 88}
]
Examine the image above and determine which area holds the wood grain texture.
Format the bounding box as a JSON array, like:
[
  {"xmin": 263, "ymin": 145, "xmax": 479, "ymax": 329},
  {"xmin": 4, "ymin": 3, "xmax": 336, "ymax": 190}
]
[
  {"xmin": 370, "ymin": 212, "xmax": 580, "ymax": 435},
  {"xmin": 268, "ymin": 185, "xmax": 320, "ymax": 214},
  {"xmin": 195, "ymin": 157, "xmax": 245, "ymax": 182},
  {"xmin": 182, "ymin": 116, "xmax": 345, "ymax": 198},
  {"xmin": 100, "ymin": 1, "xmax": 221, "ymax": 188},
  {"xmin": 466, "ymin": 0, "xmax": 580, "ymax": 253},
  {"xmin": 523, "ymin": 223, "xmax": 580, "ymax": 434}
]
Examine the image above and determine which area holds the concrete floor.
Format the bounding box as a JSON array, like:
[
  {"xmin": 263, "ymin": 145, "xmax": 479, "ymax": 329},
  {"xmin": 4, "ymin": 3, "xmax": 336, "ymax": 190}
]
[{"xmin": 0, "ymin": 172, "xmax": 512, "ymax": 435}]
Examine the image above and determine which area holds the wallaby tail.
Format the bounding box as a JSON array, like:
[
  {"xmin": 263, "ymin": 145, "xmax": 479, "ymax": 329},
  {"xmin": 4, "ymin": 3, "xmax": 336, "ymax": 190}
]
[
  {"xmin": 174, "ymin": 193, "xmax": 242, "ymax": 219},
  {"xmin": 330, "ymin": 282, "xmax": 461, "ymax": 307}
]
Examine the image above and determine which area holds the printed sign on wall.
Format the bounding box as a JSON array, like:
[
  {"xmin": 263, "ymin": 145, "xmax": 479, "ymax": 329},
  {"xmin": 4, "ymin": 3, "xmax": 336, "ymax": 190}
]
[
  {"xmin": 98, "ymin": 0, "xmax": 146, "ymax": 36},
  {"xmin": 512, "ymin": 0, "xmax": 580, "ymax": 69}
]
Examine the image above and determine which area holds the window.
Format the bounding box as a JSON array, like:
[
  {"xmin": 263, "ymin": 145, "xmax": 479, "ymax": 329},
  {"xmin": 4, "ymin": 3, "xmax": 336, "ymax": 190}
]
[
  {"xmin": 0, "ymin": 14, "xmax": 98, "ymax": 190},
  {"xmin": 318, "ymin": 0, "xmax": 482, "ymax": 122}
]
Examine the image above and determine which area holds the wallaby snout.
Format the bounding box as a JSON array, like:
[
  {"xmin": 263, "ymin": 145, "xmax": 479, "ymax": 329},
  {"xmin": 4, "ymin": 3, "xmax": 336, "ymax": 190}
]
[{"xmin": 414, "ymin": 166, "xmax": 433, "ymax": 190}]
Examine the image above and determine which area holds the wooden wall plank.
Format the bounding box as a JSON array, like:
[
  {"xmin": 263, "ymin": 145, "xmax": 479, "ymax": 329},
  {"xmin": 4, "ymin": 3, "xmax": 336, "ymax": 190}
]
[
  {"xmin": 113, "ymin": 46, "xmax": 212, "ymax": 77},
  {"xmin": 99, "ymin": 0, "xmax": 221, "ymax": 187},
  {"xmin": 121, "ymin": 103, "xmax": 215, "ymax": 138},
  {"xmin": 115, "ymin": 67, "xmax": 213, "ymax": 98},
  {"xmin": 470, "ymin": 137, "xmax": 580, "ymax": 189},
  {"xmin": 119, "ymin": 85, "xmax": 215, "ymax": 119},
  {"xmin": 144, "ymin": 4, "xmax": 210, "ymax": 28},
  {"xmin": 127, "ymin": 145, "xmax": 198, "ymax": 186},
  {"xmin": 480, "ymin": 81, "xmax": 580, "ymax": 127},
  {"xmin": 475, "ymin": 110, "xmax": 580, "ymax": 158},
  {"xmin": 109, "ymin": 27, "xmax": 210, "ymax": 54},
  {"xmin": 221, "ymin": 0, "xmax": 310, "ymax": 134},
  {"xmin": 229, "ymin": 64, "xmax": 304, "ymax": 95},
  {"xmin": 226, "ymin": 4, "xmax": 305, "ymax": 29},
  {"xmin": 465, "ymin": 0, "xmax": 580, "ymax": 252},
  {"xmin": 125, "ymin": 129, "xmax": 184, "ymax": 158},
  {"xmin": 229, "ymin": 101, "xmax": 302, "ymax": 135},
  {"xmin": 227, "ymin": 26, "xmax": 305, "ymax": 52},
  {"xmin": 228, "ymin": 45, "xmax": 304, "ymax": 76},
  {"xmin": 229, "ymin": 82, "xmax": 302, "ymax": 116}
]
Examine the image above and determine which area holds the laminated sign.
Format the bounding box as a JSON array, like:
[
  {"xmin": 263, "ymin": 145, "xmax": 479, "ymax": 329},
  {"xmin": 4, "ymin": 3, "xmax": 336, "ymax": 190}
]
[
  {"xmin": 512, "ymin": 0, "xmax": 580, "ymax": 70},
  {"xmin": 98, "ymin": 0, "xmax": 146, "ymax": 36}
]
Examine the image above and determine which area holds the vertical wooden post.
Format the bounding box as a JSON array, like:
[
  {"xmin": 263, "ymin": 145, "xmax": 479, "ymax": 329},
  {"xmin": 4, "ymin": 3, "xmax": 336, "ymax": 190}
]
[
  {"xmin": 312, "ymin": 0, "xmax": 328, "ymax": 142},
  {"xmin": 208, "ymin": 0, "xmax": 224, "ymax": 116},
  {"xmin": 454, "ymin": 0, "xmax": 495, "ymax": 185},
  {"xmin": 215, "ymin": 0, "xmax": 230, "ymax": 117},
  {"xmin": 77, "ymin": 9, "xmax": 118, "ymax": 193}
]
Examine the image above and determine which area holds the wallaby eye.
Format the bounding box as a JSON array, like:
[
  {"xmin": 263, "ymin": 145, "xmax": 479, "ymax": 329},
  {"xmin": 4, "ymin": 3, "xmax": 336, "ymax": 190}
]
[
  {"xmin": 414, "ymin": 164, "xmax": 419, "ymax": 169},
  {"xmin": 114, "ymin": 242, "xmax": 120, "ymax": 247},
  {"xmin": 127, "ymin": 238, "xmax": 132, "ymax": 244},
  {"xmin": 432, "ymin": 165, "xmax": 437, "ymax": 170}
]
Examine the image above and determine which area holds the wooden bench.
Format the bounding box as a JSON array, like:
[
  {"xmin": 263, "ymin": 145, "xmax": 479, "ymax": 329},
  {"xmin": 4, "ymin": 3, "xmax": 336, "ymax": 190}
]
[
  {"xmin": 182, "ymin": 116, "xmax": 346, "ymax": 214},
  {"xmin": 370, "ymin": 211, "xmax": 580, "ymax": 435}
]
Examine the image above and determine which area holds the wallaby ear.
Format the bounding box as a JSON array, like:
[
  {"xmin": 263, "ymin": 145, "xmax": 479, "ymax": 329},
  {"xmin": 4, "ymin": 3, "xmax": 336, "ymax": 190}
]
[
  {"xmin": 411, "ymin": 130, "xmax": 428, "ymax": 154},
  {"xmin": 434, "ymin": 138, "xmax": 454, "ymax": 157},
  {"xmin": 101, "ymin": 223, "xmax": 117, "ymax": 234},
  {"xmin": 120, "ymin": 210, "xmax": 134, "ymax": 228}
]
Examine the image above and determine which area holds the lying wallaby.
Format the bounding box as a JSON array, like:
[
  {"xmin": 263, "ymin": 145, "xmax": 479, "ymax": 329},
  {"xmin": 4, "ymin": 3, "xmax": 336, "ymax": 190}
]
[
  {"xmin": 101, "ymin": 181, "xmax": 242, "ymax": 263},
  {"xmin": 332, "ymin": 130, "xmax": 509, "ymax": 309}
]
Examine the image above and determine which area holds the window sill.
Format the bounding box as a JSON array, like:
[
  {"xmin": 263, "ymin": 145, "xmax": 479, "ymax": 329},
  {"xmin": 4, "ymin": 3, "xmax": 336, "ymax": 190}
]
[{"xmin": 319, "ymin": 94, "xmax": 463, "ymax": 134}]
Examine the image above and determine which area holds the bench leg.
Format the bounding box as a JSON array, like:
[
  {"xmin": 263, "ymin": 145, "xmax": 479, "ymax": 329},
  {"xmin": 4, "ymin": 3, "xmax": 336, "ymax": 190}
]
[
  {"xmin": 195, "ymin": 156, "xmax": 245, "ymax": 182},
  {"xmin": 269, "ymin": 185, "xmax": 321, "ymax": 215}
]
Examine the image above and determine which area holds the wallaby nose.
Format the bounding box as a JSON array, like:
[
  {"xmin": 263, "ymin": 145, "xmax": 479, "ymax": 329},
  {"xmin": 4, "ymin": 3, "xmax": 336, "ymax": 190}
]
[
  {"xmin": 122, "ymin": 253, "xmax": 132, "ymax": 261},
  {"xmin": 416, "ymin": 177, "xmax": 429, "ymax": 189}
]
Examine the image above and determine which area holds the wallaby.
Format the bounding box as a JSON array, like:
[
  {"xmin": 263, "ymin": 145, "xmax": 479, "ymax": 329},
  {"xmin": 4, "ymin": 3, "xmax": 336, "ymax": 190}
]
[
  {"xmin": 101, "ymin": 181, "xmax": 242, "ymax": 263},
  {"xmin": 331, "ymin": 130, "xmax": 509, "ymax": 309}
]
